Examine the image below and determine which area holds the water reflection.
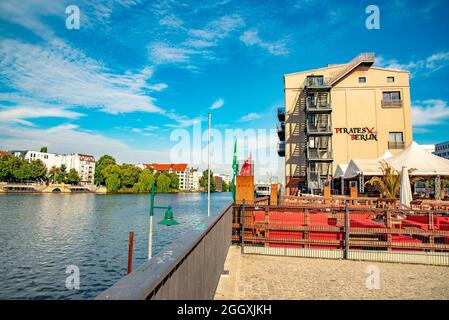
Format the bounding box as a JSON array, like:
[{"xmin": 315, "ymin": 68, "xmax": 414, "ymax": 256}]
[{"xmin": 0, "ymin": 192, "xmax": 232, "ymax": 299}]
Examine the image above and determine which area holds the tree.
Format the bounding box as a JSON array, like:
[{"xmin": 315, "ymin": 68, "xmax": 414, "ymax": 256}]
[
  {"xmin": 199, "ymin": 169, "xmax": 216, "ymax": 192},
  {"xmin": 29, "ymin": 159, "xmax": 47, "ymax": 182},
  {"xmin": 105, "ymin": 174, "xmax": 121, "ymax": 192},
  {"xmin": 156, "ymin": 173, "xmax": 171, "ymax": 192},
  {"xmin": 55, "ymin": 164, "xmax": 67, "ymax": 183},
  {"xmin": 365, "ymin": 161, "xmax": 408, "ymax": 198},
  {"xmin": 222, "ymin": 180, "xmax": 229, "ymax": 192},
  {"xmin": 120, "ymin": 164, "xmax": 141, "ymax": 188},
  {"xmin": 169, "ymin": 172, "xmax": 179, "ymax": 190},
  {"xmin": 138, "ymin": 170, "xmax": 154, "ymax": 192},
  {"xmin": 40, "ymin": 146, "xmax": 48, "ymax": 153},
  {"xmin": 13, "ymin": 160, "xmax": 31, "ymax": 181},
  {"xmin": 48, "ymin": 166, "xmax": 59, "ymax": 183},
  {"xmin": 0, "ymin": 155, "xmax": 20, "ymax": 182},
  {"xmin": 66, "ymin": 168, "xmax": 80, "ymax": 185},
  {"xmin": 94, "ymin": 155, "xmax": 116, "ymax": 185}
]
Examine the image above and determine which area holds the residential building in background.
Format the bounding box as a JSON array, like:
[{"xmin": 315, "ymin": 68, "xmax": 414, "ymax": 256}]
[
  {"xmin": 214, "ymin": 175, "xmax": 223, "ymax": 192},
  {"xmin": 10, "ymin": 150, "xmax": 95, "ymax": 184},
  {"xmin": 279, "ymin": 53, "xmax": 413, "ymax": 195},
  {"xmin": 435, "ymin": 141, "xmax": 449, "ymax": 159},
  {"xmin": 145, "ymin": 163, "xmax": 200, "ymax": 191}
]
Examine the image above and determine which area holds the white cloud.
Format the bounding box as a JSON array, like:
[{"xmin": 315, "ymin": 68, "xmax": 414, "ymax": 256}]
[
  {"xmin": 0, "ymin": 124, "xmax": 167, "ymax": 164},
  {"xmin": 210, "ymin": 98, "xmax": 224, "ymax": 110},
  {"xmin": 159, "ymin": 14, "xmax": 184, "ymax": 29},
  {"xmin": 189, "ymin": 15, "xmax": 245, "ymax": 42},
  {"xmin": 0, "ymin": 104, "xmax": 84, "ymax": 126},
  {"xmin": 149, "ymin": 43, "xmax": 198, "ymax": 64},
  {"xmin": 376, "ymin": 52, "xmax": 449, "ymax": 77},
  {"xmin": 239, "ymin": 112, "xmax": 264, "ymax": 122},
  {"xmin": 0, "ymin": 39, "xmax": 165, "ymax": 115},
  {"xmin": 412, "ymin": 99, "xmax": 449, "ymax": 126},
  {"xmin": 240, "ymin": 29, "xmax": 289, "ymax": 56}
]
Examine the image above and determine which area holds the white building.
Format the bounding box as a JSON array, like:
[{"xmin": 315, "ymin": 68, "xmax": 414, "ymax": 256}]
[
  {"xmin": 435, "ymin": 141, "xmax": 449, "ymax": 159},
  {"xmin": 145, "ymin": 164, "xmax": 201, "ymax": 191},
  {"xmin": 13, "ymin": 150, "xmax": 96, "ymax": 184}
]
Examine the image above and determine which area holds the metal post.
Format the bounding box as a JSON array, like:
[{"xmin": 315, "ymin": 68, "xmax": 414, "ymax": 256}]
[
  {"xmin": 207, "ymin": 112, "xmax": 211, "ymax": 217},
  {"xmin": 240, "ymin": 200, "xmax": 245, "ymax": 254},
  {"xmin": 344, "ymin": 201, "xmax": 349, "ymax": 259},
  {"xmin": 148, "ymin": 183, "xmax": 155, "ymax": 260},
  {"xmin": 127, "ymin": 231, "xmax": 134, "ymax": 274}
]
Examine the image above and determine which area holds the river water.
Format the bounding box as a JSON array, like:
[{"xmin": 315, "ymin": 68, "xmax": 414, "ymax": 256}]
[{"xmin": 0, "ymin": 192, "xmax": 232, "ymax": 300}]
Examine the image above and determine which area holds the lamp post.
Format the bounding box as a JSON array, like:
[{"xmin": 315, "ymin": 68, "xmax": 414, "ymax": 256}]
[{"xmin": 148, "ymin": 183, "xmax": 178, "ymax": 260}]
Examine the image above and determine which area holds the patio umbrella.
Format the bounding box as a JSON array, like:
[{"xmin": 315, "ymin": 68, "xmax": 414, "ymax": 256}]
[{"xmin": 400, "ymin": 166, "xmax": 412, "ymax": 209}]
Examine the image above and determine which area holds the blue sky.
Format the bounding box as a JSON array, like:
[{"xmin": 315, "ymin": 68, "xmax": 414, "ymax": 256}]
[{"xmin": 0, "ymin": 0, "xmax": 449, "ymax": 176}]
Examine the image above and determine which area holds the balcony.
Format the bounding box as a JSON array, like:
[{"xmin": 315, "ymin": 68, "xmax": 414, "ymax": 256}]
[
  {"xmin": 277, "ymin": 107, "xmax": 285, "ymax": 121},
  {"xmin": 306, "ymin": 123, "xmax": 332, "ymax": 135},
  {"xmin": 277, "ymin": 141, "xmax": 285, "ymax": 157},
  {"xmin": 307, "ymin": 148, "xmax": 333, "ymax": 161},
  {"xmin": 306, "ymin": 102, "xmax": 332, "ymax": 113},
  {"xmin": 277, "ymin": 122, "xmax": 285, "ymax": 140},
  {"xmin": 388, "ymin": 141, "xmax": 405, "ymax": 149},
  {"xmin": 303, "ymin": 77, "xmax": 332, "ymax": 91},
  {"xmin": 382, "ymin": 100, "xmax": 403, "ymax": 108}
]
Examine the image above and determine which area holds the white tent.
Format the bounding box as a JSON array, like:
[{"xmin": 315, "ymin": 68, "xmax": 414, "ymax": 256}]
[
  {"xmin": 386, "ymin": 141, "xmax": 449, "ymax": 176},
  {"xmin": 400, "ymin": 166, "xmax": 412, "ymax": 208},
  {"xmin": 334, "ymin": 164, "xmax": 348, "ymax": 179},
  {"xmin": 343, "ymin": 159, "xmax": 384, "ymax": 179}
]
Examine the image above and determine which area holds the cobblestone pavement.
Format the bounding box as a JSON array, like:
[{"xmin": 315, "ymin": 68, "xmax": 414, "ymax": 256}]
[{"xmin": 216, "ymin": 247, "xmax": 449, "ymax": 300}]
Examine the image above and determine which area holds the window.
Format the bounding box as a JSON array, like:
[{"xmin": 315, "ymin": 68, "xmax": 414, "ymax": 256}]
[
  {"xmin": 387, "ymin": 76, "xmax": 395, "ymax": 83},
  {"xmin": 358, "ymin": 77, "xmax": 366, "ymax": 83},
  {"xmin": 306, "ymin": 75, "xmax": 324, "ymax": 86},
  {"xmin": 383, "ymin": 91, "xmax": 401, "ymax": 100},
  {"xmin": 388, "ymin": 132, "xmax": 404, "ymax": 149}
]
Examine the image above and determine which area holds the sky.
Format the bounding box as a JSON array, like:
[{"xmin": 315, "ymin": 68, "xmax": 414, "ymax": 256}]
[{"xmin": 0, "ymin": 0, "xmax": 449, "ymax": 178}]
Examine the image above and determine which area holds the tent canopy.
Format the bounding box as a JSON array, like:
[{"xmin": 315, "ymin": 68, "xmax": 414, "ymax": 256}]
[
  {"xmin": 343, "ymin": 159, "xmax": 384, "ymax": 179},
  {"xmin": 386, "ymin": 141, "xmax": 449, "ymax": 176},
  {"xmin": 334, "ymin": 164, "xmax": 348, "ymax": 179}
]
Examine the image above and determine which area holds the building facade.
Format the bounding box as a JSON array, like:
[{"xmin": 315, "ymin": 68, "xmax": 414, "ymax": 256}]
[
  {"xmin": 435, "ymin": 141, "xmax": 449, "ymax": 159},
  {"xmin": 145, "ymin": 163, "xmax": 201, "ymax": 191},
  {"xmin": 278, "ymin": 53, "xmax": 413, "ymax": 195},
  {"xmin": 11, "ymin": 150, "xmax": 95, "ymax": 184}
]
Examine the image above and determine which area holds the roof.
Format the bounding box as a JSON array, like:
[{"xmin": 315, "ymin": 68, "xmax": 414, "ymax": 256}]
[
  {"xmin": 334, "ymin": 164, "xmax": 348, "ymax": 179},
  {"xmin": 145, "ymin": 163, "xmax": 188, "ymax": 172},
  {"xmin": 0, "ymin": 151, "xmax": 11, "ymax": 156},
  {"xmin": 344, "ymin": 159, "xmax": 385, "ymax": 179},
  {"xmin": 385, "ymin": 141, "xmax": 449, "ymax": 176}
]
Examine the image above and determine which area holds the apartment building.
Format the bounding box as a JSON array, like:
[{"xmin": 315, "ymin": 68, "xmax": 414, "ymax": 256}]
[
  {"xmin": 278, "ymin": 53, "xmax": 413, "ymax": 195},
  {"xmin": 145, "ymin": 163, "xmax": 200, "ymax": 191},
  {"xmin": 435, "ymin": 141, "xmax": 449, "ymax": 159},
  {"xmin": 11, "ymin": 150, "xmax": 96, "ymax": 184}
]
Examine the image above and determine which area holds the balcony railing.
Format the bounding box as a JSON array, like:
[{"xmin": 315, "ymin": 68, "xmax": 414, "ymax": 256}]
[
  {"xmin": 307, "ymin": 123, "xmax": 332, "ymax": 134},
  {"xmin": 277, "ymin": 142, "xmax": 285, "ymax": 157},
  {"xmin": 277, "ymin": 107, "xmax": 285, "ymax": 121},
  {"xmin": 388, "ymin": 141, "xmax": 405, "ymax": 149},
  {"xmin": 306, "ymin": 102, "xmax": 332, "ymax": 113},
  {"xmin": 382, "ymin": 100, "xmax": 403, "ymax": 108},
  {"xmin": 307, "ymin": 148, "xmax": 333, "ymax": 161},
  {"xmin": 304, "ymin": 77, "xmax": 332, "ymax": 88}
]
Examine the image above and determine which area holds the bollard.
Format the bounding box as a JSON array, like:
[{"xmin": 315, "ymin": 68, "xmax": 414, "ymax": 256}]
[
  {"xmin": 344, "ymin": 202, "xmax": 349, "ymax": 259},
  {"xmin": 128, "ymin": 231, "xmax": 134, "ymax": 274},
  {"xmin": 241, "ymin": 200, "xmax": 245, "ymax": 254}
]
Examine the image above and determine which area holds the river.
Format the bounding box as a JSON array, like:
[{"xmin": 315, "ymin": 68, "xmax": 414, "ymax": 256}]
[{"xmin": 0, "ymin": 192, "xmax": 232, "ymax": 300}]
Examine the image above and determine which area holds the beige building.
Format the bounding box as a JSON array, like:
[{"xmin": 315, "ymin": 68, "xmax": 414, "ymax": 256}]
[{"xmin": 278, "ymin": 53, "xmax": 413, "ymax": 195}]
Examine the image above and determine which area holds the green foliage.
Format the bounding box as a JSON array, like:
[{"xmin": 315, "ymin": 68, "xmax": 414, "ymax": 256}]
[
  {"xmin": 105, "ymin": 174, "xmax": 121, "ymax": 193},
  {"xmin": 222, "ymin": 180, "xmax": 229, "ymax": 192},
  {"xmin": 199, "ymin": 170, "xmax": 216, "ymax": 192},
  {"xmin": 0, "ymin": 155, "xmax": 47, "ymax": 182},
  {"xmin": 40, "ymin": 146, "xmax": 48, "ymax": 153},
  {"xmin": 156, "ymin": 173, "xmax": 171, "ymax": 192},
  {"xmin": 168, "ymin": 172, "xmax": 179, "ymax": 190},
  {"xmin": 55, "ymin": 164, "xmax": 67, "ymax": 183},
  {"xmin": 94, "ymin": 155, "xmax": 116, "ymax": 185},
  {"xmin": 120, "ymin": 164, "xmax": 142, "ymax": 188},
  {"xmin": 138, "ymin": 170, "xmax": 155, "ymax": 192},
  {"xmin": 66, "ymin": 168, "xmax": 81, "ymax": 185},
  {"xmin": 48, "ymin": 166, "xmax": 59, "ymax": 183}
]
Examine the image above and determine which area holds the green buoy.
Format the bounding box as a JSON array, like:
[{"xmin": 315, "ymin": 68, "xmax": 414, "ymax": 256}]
[{"xmin": 158, "ymin": 206, "xmax": 179, "ymax": 226}]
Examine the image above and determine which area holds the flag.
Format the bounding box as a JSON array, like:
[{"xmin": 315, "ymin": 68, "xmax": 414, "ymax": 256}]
[
  {"xmin": 240, "ymin": 152, "xmax": 252, "ymax": 176},
  {"xmin": 232, "ymin": 139, "xmax": 238, "ymax": 201}
]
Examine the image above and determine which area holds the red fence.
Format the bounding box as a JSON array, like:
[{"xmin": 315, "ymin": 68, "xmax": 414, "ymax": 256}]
[{"xmin": 232, "ymin": 203, "xmax": 449, "ymax": 265}]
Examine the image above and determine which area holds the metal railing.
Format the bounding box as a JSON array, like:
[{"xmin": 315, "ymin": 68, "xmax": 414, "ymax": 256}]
[
  {"xmin": 388, "ymin": 141, "xmax": 405, "ymax": 149},
  {"xmin": 232, "ymin": 202, "xmax": 449, "ymax": 266},
  {"xmin": 329, "ymin": 52, "xmax": 375, "ymax": 85},
  {"xmin": 307, "ymin": 123, "xmax": 332, "ymax": 134},
  {"xmin": 382, "ymin": 100, "xmax": 403, "ymax": 108},
  {"xmin": 306, "ymin": 102, "xmax": 332, "ymax": 112},
  {"xmin": 307, "ymin": 148, "xmax": 332, "ymax": 160},
  {"xmin": 304, "ymin": 77, "xmax": 332, "ymax": 88},
  {"xmin": 96, "ymin": 204, "xmax": 233, "ymax": 300},
  {"xmin": 277, "ymin": 107, "xmax": 285, "ymax": 121}
]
